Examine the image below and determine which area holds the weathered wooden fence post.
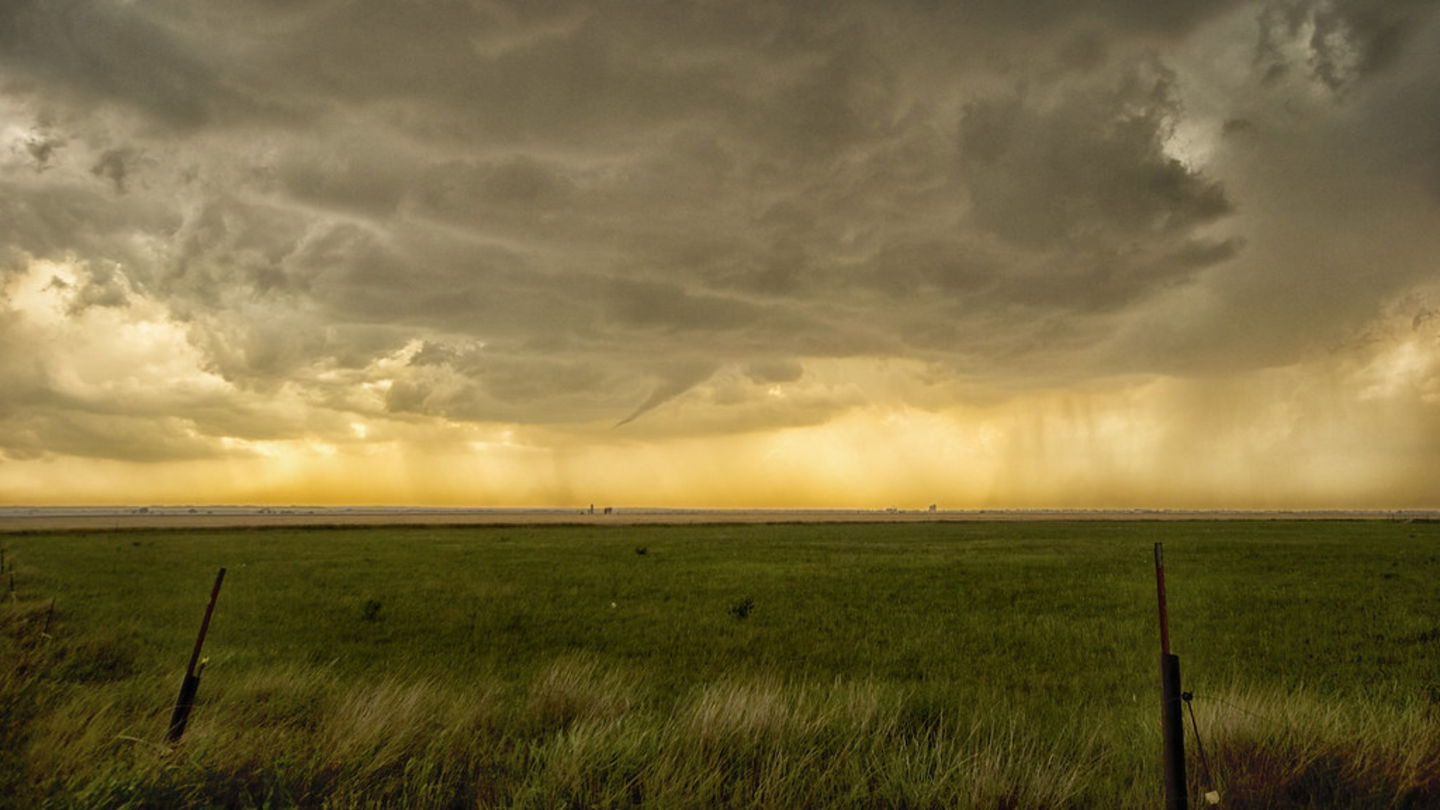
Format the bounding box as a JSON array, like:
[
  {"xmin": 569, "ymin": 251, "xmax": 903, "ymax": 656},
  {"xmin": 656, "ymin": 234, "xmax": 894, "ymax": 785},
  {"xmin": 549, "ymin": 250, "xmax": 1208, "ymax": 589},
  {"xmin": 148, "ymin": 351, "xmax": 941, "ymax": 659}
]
[
  {"xmin": 167, "ymin": 567, "xmax": 226, "ymax": 743},
  {"xmin": 1155, "ymin": 543, "xmax": 1188, "ymax": 809}
]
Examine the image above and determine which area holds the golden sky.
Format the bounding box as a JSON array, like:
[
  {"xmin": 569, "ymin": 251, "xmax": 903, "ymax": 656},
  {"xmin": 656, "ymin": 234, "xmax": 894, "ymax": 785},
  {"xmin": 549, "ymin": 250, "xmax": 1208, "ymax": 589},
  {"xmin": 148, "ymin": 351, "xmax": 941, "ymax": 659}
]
[{"xmin": 2, "ymin": 1, "xmax": 1439, "ymax": 508}]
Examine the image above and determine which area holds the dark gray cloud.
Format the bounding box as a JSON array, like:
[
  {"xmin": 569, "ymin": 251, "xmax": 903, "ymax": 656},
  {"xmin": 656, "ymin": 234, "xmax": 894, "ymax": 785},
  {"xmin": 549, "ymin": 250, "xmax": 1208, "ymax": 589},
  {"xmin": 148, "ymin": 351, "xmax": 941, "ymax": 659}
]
[
  {"xmin": 1257, "ymin": 0, "xmax": 1440, "ymax": 89},
  {"xmin": 0, "ymin": 0, "xmax": 258, "ymax": 128},
  {"xmin": 21, "ymin": 130, "xmax": 63, "ymax": 171},
  {"xmin": 89, "ymin": 147, "xmax": 136, "ymax": 193},
  {"xmin": 1, "ymin": 0, "xmax": 1438, "ymax": 465},
  {"xmin": 959, "ymin": 69, "xmax": 1231, "ymax": 250}
]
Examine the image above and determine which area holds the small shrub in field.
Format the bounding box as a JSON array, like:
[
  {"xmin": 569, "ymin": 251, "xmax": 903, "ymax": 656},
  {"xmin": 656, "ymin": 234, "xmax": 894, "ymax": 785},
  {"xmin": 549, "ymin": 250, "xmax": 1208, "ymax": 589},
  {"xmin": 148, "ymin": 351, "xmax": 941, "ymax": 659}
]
[
  {"xmin": 360, "ymin": 599, "xmax": 383, "ymax": 622},
  {"xmin": 728, "ymin": 596, "xmax": 754, "ymax": 620},
  {"xmin": 634, "ymin": 546, "xmax": 648, "ymax": 556}
]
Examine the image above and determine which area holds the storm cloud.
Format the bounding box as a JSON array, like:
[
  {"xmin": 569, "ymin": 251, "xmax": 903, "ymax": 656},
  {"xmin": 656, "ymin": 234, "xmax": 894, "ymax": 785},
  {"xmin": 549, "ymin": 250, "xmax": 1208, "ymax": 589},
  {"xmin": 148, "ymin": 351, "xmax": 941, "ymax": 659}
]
[{"xmin": 2, "ymin": 0, "xmax": 1438, "ymax": 507}]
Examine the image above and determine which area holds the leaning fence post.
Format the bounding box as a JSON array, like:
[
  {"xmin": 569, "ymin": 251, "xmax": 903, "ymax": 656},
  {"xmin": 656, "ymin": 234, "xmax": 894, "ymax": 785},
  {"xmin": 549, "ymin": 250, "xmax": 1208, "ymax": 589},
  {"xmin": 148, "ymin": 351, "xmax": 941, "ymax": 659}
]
[
  {"xmin": 1155, "ymin": 543, "xmax": 1188, "ymax": 809},
  {"xmin": 167, "ymin": 567, "xmax": 226, "ymax": 743}
]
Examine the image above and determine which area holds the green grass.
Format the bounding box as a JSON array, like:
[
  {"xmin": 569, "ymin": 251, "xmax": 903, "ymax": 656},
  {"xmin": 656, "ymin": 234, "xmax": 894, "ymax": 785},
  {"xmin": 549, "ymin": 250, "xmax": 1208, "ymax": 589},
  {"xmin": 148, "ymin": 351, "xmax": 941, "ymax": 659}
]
[{"xmin": 3, "ymin": 520, "xmax": 1439, "ymax": 808}]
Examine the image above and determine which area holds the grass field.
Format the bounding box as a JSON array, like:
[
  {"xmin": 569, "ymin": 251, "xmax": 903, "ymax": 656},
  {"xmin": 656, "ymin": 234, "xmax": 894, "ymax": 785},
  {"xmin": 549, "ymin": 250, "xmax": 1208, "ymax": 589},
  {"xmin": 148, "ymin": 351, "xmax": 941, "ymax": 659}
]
[{"xmin": 3, "ymin": 520, "xmax": 1438, "ymax": 808}]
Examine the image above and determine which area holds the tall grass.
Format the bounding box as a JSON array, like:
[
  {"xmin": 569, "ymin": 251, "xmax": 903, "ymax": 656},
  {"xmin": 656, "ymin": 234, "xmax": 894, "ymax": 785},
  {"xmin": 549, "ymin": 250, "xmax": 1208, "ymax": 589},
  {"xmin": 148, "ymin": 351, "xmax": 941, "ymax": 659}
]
[
  {"xmin": 8, "ymin": 653, "xmax": 1438, "ymax": 808},
  {"xmin": 8, "ymin": 656, "xmax": 1122, "ymax": 808},
  {"xmin": 8, "ymin": 644, "xmax": 1439, "ymax": 809},
  {"xmin": 1195, "ymin": 687, "xmax": 1440, "ymax": 808}
]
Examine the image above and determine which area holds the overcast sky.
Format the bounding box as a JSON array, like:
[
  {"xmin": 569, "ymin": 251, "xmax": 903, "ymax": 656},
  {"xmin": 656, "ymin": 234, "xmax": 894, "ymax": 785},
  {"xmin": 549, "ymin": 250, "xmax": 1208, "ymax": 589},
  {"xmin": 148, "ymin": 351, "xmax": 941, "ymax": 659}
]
[{"xmin": 2, "ymin": 0, "xmax": 1438, "ymax": 507}]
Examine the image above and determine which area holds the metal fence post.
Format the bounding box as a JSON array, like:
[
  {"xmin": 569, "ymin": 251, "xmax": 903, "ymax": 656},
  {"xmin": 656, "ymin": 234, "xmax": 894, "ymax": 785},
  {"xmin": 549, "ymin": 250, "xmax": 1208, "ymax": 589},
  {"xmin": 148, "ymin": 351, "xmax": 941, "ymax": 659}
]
[
  {"xmin": 1155, "ymin": 544, "xmax": 1188, "ymax": 810},
  {"xmin": 167, "ymin": 567, "xmax": 226, "ymax": 743}
]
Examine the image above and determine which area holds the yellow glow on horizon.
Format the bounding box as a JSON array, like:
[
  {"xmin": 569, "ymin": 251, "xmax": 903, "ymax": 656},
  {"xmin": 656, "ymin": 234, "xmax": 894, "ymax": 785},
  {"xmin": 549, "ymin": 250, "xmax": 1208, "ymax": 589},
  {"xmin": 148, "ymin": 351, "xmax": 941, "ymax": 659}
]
[
  {"xmin": 2, "ymin": 361, "xmax": 1436, "ymax": 509},
  {"xmin": 4, "ymin": 259, "xmax": 1438, "ymax": 510}
]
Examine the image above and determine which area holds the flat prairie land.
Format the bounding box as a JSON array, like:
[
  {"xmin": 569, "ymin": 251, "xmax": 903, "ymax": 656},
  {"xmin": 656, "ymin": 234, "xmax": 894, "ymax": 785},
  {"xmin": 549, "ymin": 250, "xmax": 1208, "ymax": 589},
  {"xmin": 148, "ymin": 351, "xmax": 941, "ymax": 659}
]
[
  {"xmin": 3, "ymin": 520, "xmax": 1438, "ymax": 809},
  {"xmin": 4, "ymin": 506, "xmax": 1435, "ymax": 532}
]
